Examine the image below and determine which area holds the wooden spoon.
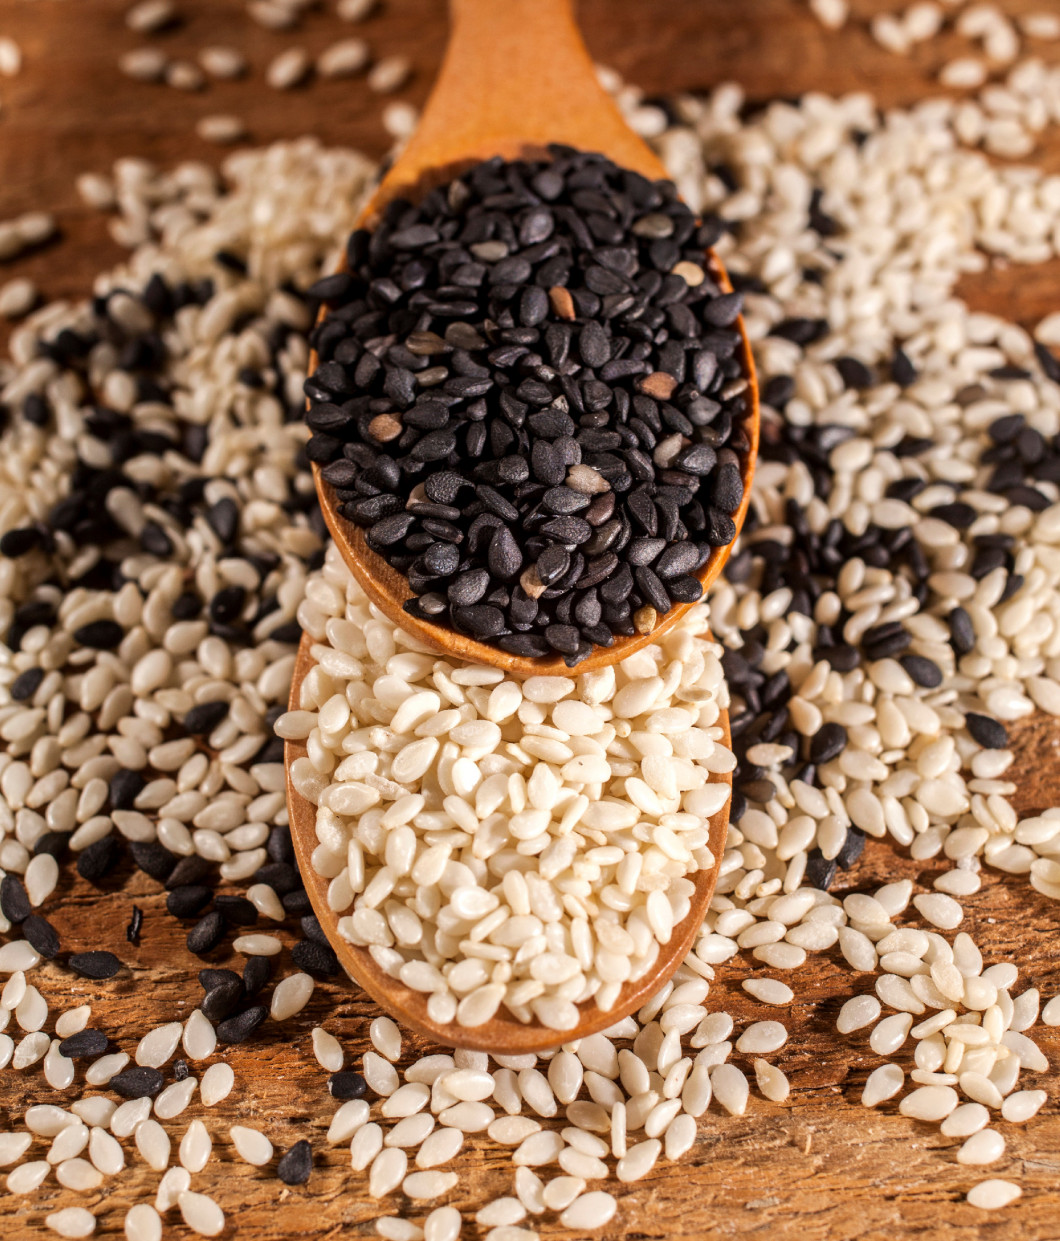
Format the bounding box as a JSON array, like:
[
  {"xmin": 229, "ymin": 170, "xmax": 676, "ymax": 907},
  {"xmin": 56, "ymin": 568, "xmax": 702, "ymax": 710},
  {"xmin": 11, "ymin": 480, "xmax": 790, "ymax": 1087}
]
[
  {"xmin": 286, "ymin": 631, "xmax": 731, "ymax": 1053},
  {"xmin": 310, "ymin": 0, "xmax": 759, "ymax": 679}
]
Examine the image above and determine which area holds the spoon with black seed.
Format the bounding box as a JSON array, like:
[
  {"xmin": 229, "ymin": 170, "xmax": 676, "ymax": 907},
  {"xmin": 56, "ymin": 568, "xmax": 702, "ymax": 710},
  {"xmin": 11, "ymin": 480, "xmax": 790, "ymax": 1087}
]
[{"xmin": 304, "ymin": 0, "xmax": 760, "ymax": 679}]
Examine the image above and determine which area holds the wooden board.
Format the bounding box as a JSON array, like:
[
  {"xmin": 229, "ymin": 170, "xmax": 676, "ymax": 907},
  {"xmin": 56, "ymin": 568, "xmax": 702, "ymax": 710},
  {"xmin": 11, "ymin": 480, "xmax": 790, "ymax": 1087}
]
[{"xmin": 1, "ymin": 2, "xmax": 1060, "ymax": 1238}]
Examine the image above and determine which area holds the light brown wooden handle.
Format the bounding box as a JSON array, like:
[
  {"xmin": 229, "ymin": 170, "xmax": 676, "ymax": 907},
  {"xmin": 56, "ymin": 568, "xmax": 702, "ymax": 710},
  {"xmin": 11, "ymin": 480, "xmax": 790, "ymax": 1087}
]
[
  {"xmin": 367, "ymin": 0, "xmax": 669, "ymax": 216},
  {"xmin": 435, "ymin": 0, "xmax": 611, "ymax": 150}
]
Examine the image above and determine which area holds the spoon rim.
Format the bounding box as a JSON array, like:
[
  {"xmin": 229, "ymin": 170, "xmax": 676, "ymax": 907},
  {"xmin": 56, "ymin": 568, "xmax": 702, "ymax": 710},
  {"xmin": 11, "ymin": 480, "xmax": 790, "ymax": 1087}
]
[{"xmin": 285, "ymin": 629, "xmax": 731, "ymax": 1054}]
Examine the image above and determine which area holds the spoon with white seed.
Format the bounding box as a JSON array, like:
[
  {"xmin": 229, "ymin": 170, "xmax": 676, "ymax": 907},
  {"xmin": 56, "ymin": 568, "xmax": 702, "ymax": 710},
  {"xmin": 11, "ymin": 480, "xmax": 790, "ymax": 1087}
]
[{"xmin": 285, "ymin": 633, "xmax": 732, "ymax": 1053}]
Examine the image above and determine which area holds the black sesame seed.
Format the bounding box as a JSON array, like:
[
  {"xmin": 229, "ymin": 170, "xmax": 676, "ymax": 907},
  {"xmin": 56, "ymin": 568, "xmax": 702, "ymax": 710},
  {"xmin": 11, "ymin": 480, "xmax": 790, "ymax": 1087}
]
[
  {"xmin": 253, "ymin": 862, "xmax": 300, "ymax": 895},
  {"xmin": 166, "ymin": 856, "xmax": 213, "ymax": 889},
  {"xmin": 111, "ymin": 1067, "xmax": 165, "ymax": 1099},
  {"xmin": 243, "ymin": 954, "xmax": 273, "ymax": 997},
  {"xmin": 200, "ymin": 968, "xmax": 242, "ymax": 993},
  {"xmin": 835, "ymin": 826, "xmax": 867, "ymax": 870},
  {"xmin": 279, "ymin": 889, "xmax": 310, "ymax": 917},
  {"xmin": 1034, "ymin": 341, "xmax": 1060, "ymax": 385},
  {"xmin": 183, "ymin": 700, "xmax": 230, "ymax": 735},
  {"xmin": 277, "ymin": 1139, "xmax": 313, "ymax": 1186},
  {"xmin": 217, "ymin": 1005, "xmax": 268, "ymax": 1044},
  {"xmin": 172, "ymin": 591, "xmax": 202, "ymax": 620},
  {"xmin": 127, "ymin": 905, "xmax": 144, "ymax": 945},
  {"xmin": 207, "ymin": 497, "xmax": 240, "ymax": 543},
  {"xmin": 890, "ymin": 347, "xmax": 918, "ymax": 386},
  {"xmin": 0, "ymin": 526, "xmax": 47, "ymax": 558},
  {"xmin": 214, "ymin": 894, "xmax": 258, "ymax": 926},
  {"xmin": 174, "ymin": 1059, "xmax": 190, "ymax": 1082},
  {"xmin": 186, "ymin": 911, "xmax": 226, "ymax": 955},
  {"xmin": 266, "ymin": 827, "xmax": 294, "ymax": 866},
  {"xmin": 809, "ymin": 722, "xmax": 847, "ymax": 765},
  {"xmin": 900, "ymin": 654, "xmax": 943, "ymax": 688},
  {"xmin": 804, "ymin": 850, "xmax": 838, "ymax": 892},
  {"xmin": 167, "ymin": 885, "xmax": 214, "ymax": 919},
  {"xmin": 655, "ymin": 542, "xmax": 700, "ymax": 579},
  {"xmin": 948, "ymin": 606, "xmax": 976, "ymax": 655},
  {"xmin": 835, "ymin": 356, "xmax": 874, "ymax": 390},
  {"xmin": 862, "ymin": 623, "xmax": 911, "ymax": 660},
  {"xmin": 10, "ymin": 667, "xmax": 44, "ymax": 701},
  {"xmin": 451, "ymin": 604, "xmax": 506, "ymax": 638},
  {"xmin": 989, "ymin": 413, "xmax": 1025, "ymax": 443},
  {"xmin": 68, "ymin": 951, "xmax": 122, "ymax": 980},
  {"xmin": 110, "ymin": 768, "xmax": 147, "ymax": 812},
  {"xmin": 200, "ymin": 976, "xmax": 245, "ymax": 1022},
  {"xmin": 762, "ymin": 375, "xmax": 795, "ymax": 408},
  {"xmin": 129, "ymin": 839, "xmax": 176, "ymax": 883},
  {"xmin": 931, "ymin": 501, "xmax": 977, "ymax": 529},
  {"xmin": 210, "ymin": 585, "xmax": 246, "ymax": 625},
  {"xmin": 72, "ymin": 619, "xmax": 124, "ymax": 649},
  {"xmin": 966, "ymin": 712, "xmax": 1008, "ymax": 749},
  {"xmin": 0, "ymin": 875, "xmax": 31, "ymax": 924},
  {"xmin": 140, "ymin": 521, "xmax": 174, "ymax": 557},
  {"xmin": 291, "ymin": 938, "xmax": 339, "ymax": 978},
  {"xmin": 22, "ymin": 914, "xmax": 60, "ymax": 959},
  {"xmin": 328, "ymin": 1071, "xmax": 367, "ymax": 1100},
  {"xmin": 76, "ymin": 835, "xmax": 120, "ymax": 884},
  {"xmin": 58, "ymin": 1029, "xmax": 108, "ymax": 1059},
  {"xmin": 772, "ymin": 317, "xmax": 829, "ymax": 345}
]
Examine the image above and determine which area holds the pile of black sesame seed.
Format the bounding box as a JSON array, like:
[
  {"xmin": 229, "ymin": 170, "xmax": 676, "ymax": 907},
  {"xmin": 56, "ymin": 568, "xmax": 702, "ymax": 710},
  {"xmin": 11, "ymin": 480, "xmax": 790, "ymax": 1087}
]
[
  {"xmin": 304, "ymin": 148, "xmax": 753, "ymax": 665},
  {"xmin": 0, "ymin": 266, "xmax": 346, "ymax": 1073},
  {"xmin": 718, "ymin": 397, "xmax": 1031, "ymax": 891}
]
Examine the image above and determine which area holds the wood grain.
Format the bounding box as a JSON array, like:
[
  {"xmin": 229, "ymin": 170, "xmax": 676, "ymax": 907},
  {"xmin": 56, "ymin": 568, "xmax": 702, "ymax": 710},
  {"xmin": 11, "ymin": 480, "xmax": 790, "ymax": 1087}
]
[{"xmin": 1, "ymin": 1, "xmax": 1060, "ymax": 1239}]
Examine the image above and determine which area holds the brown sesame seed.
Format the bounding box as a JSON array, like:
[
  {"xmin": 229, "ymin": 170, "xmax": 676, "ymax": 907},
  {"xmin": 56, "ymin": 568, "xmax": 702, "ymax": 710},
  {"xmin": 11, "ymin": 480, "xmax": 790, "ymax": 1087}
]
[
  {"xmin": 672, "ymin": 260, "xmax": 706, "ymax": 287},
  {"xmin": 548, "ymin": 286, "xmax": 576, "ymax": 321},
  {"xmin": 406, "ymin": 331, "xmax": 447, "ymax": 356},
  {"xmin": 638, "ymin": 372, "xmax": 678, "ymax": 400},
  {"xmin": 633, "ymin": 605, "xmax": 658, "ymax": 635},
  {"xmin": 566, "ymin": 464, "xmax": 609, "ymax": 495},
  {"xmin": 519, "ymin": 566, "xmax": 547, "ymax": 599},
  {"xmin": 368, "ymin": 414, "xmax": 403, "ymax": 443}
]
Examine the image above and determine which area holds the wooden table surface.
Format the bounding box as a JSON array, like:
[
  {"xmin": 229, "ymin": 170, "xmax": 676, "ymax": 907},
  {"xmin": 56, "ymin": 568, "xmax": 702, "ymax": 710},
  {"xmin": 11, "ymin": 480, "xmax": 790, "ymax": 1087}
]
[{"xmin": 2, "ymin": 2, "xmax": 1060, "ymax": 1239}]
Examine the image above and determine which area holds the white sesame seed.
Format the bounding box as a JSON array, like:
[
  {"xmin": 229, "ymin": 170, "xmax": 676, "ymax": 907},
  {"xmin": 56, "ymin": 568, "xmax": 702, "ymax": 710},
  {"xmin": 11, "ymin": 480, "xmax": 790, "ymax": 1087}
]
[
  {"xmin": 266, "ymin": 48, "xmax": 311, "ymax": 91},
  {"xmin": 967, "ymin": 1180, "xmax": 1022, "ymax": 1210},
  {"xmin": 45, "ymin": 1208, "xmax": 96, "ymax": 1238},
  {"xmin": 367, "ymin": 54, "xmax": 411, "ymax": 93},
  {"xmin": 196, "ymin": 116, "xmax": 246, "ymax": 146},
  {"xmin": 124, "ymin": 1204, "xmax": 163, "ymax": 1241},
  {"xmin": 136, "ymin": 1023, "xmax": 182, "ymax": 1068},
  {"xmin": 178, "ymin": 1191, "xmax": 225, "ymax": 1237},
  {"xmin": 862, "ymin": 1064, "xmax": 904, "ymax": 1107},
  {"xmin": 199, "ymin": 1062, "xmax": 234, "ymax": 1107},
  {"xmin": 178, "ymin": 1119, "xmax": 212, "ymax": 1173},
  {"xmin": 318, "ymin": 38, "xmax": 371, "ymax": 78}
]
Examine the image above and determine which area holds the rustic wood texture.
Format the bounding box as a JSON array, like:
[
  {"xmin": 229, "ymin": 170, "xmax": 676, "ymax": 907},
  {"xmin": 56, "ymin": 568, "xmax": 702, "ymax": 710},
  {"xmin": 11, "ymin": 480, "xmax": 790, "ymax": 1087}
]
[{"xmin": 1, "ymin": 1, "xmax": 1060, "ymax": 1239}]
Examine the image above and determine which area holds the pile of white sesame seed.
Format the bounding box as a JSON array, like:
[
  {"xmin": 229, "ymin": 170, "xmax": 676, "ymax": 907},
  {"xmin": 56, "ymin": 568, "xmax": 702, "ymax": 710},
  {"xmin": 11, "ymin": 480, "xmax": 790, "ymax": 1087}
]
[
  {"xmin": 282, "ymin": 548, "xmax": 733, "ymax": 1033},
  {"xmin": 115, "ymin": 0, "xmax": 415, "ymax": 149},
  {"xmin": 2, "ymin": 11, "xmax": 1060, "ymax": 1236},
  {"xmin": 806, "ymin": 0, "xmax": 1060, "ymax": 158}
]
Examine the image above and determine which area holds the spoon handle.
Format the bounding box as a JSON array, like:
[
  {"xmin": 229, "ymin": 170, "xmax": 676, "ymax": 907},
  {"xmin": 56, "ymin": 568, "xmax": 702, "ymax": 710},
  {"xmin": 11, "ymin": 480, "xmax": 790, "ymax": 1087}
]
[{"xmin": 369, "ymin": 0, "xmax": 667, "ymax": 216}]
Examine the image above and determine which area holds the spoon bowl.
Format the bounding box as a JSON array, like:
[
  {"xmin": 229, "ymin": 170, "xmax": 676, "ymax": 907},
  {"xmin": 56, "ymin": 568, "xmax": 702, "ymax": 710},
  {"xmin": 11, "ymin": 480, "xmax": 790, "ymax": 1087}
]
[
  {"xmin": 308, "ymin": 0, "xmax": 759, "ymax": 678},
  {"xmin": 285, "ymin": 631, "xmax": 731, "ymax": 1053}
]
